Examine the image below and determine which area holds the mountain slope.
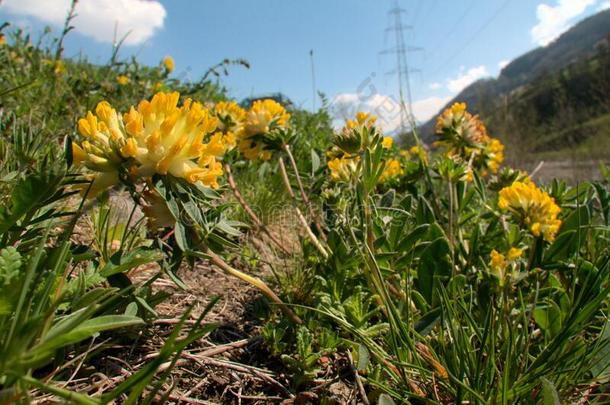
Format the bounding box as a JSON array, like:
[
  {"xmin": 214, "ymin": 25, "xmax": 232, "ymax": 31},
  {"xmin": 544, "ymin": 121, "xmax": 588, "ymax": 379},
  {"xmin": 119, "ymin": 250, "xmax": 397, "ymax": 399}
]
[{"xmin": 418, "ymin": 9, "xmax": 610, "ymax": 146}]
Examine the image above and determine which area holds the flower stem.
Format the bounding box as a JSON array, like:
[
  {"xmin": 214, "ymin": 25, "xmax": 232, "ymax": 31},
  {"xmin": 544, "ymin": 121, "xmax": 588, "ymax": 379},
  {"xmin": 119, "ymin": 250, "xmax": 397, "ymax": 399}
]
[
  {"xmin": 224, "ymin": 164, "xmax": 291, "ymax": 255},
  {"xmin": 204, "ymin": 247, "xmax": 302, "ymax": 324}
]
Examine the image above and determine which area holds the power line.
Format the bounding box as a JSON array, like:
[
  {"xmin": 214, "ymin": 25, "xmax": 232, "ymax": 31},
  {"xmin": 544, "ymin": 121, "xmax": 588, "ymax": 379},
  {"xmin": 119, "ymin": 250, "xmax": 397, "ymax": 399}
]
[
  {"xmin": 433, "ymin": 0, "xmax": 477, "ymax": 49},
  {"xmin": 410, "ymin": 0, "xmax": 425, "ymax": 26},
  {"xmin": 420, "ymin": 0, "xmax": 438, "ymax": 22},
  {"xmin": 431, "ymin": 0, "xmax": 512, "ymax": 76}
]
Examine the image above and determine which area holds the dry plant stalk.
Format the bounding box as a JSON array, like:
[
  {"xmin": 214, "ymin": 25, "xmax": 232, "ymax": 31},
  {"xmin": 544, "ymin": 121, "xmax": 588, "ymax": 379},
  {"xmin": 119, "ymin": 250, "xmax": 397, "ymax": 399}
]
[
  {"xmin": 281, "ymin": 144, "xmax": 327, "ymax": 241},
  {"xmin": 278, "ymin": 158, "xmax": 329, "ymax": 259},
  {"xmin": 204, "ymin": 247, "xmax": 302, "ymax": 324},
  {"xmin": 224, "ymin": 164, "xmax": 290, "ymax": 255}
]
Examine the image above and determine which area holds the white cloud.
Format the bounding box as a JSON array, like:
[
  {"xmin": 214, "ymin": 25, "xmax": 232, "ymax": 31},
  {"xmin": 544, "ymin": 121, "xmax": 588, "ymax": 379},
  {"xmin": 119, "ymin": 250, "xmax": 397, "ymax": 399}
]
[
  {"xmin": 330, "ymin": 93, "xmax": 450, "ymax": 132},
  {"xmin": 429, "ymin": 82, "xmax": 442, "ymax": 90},
  {"xmin": 531, "ymin": 0, "xmax": 596, "ymax": 46},
  {"xmin": 412, "ymin": 96, "xmax": 452, "ymax": 123},
  {"xmin": 3, "ymin": 0, "xmax": 166, "ymax": 46},
  {"xmin": 446, "ymin": 65, "xmax": 489, "ymax": 93},
  {"xmin": 498, "ymin": 59, "xmax": 510, "ymax": 69},
  {"xmin": 599, "ymin": 1, "xmax": 610, "ymax": 10}
]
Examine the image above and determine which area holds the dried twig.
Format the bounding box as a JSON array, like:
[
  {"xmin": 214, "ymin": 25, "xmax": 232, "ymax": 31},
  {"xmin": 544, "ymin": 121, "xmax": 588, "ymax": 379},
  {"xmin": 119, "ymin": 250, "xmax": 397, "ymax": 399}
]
[
  {"xmin": 278, "ymin": 158, "xmax": 329, "ymax": 259},
  {"xmin": 281, "ymin": 144, "xmax": 327, "ymax": 241},
  {"xmin": 224, "ymin": 164, "xmax": 291, "ymax": 255},
  {"xmin": 530, "ymin": 160, "xmax": 545, "ymax": 179},
  {"xmin": 55, "ymin": 0, "xmax": 78, "ymax": 60},
  {"xmin": 205, "ymin": 247, "xmax": 303, "ymax": 324},
  {"xmin": 166, "ymin": 392, "xmax": 218, "ymax": 405}
]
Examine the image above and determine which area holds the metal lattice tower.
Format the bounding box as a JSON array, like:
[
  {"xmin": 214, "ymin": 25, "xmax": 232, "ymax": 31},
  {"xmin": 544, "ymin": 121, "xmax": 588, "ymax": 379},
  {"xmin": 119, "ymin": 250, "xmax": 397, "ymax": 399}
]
[{"xmin": 380, "ymin": 0, "xmax": 422, "ymax": 134}]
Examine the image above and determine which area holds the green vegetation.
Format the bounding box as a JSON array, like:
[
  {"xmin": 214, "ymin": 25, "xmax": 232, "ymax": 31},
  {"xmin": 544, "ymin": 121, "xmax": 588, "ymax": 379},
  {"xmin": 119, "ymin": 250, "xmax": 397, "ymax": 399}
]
[{"xmin": 1, "ymin": 18, "xmax": 609, "ymax": 405}]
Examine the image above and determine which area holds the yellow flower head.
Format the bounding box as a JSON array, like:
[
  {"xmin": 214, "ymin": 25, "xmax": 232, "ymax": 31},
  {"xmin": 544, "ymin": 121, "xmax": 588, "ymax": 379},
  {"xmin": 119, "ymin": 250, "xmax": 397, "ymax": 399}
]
[
  {"xmin": 346, "ymin": 111, "xmax": 377, "ymax": 130},
  {"xmin": 436, "ymin": 102, "xmax": 488, "ymax": 145},
  {"xmin": 117, "ymin": 75, "xmax": 130, "ymax": 85},
  {"xmin": 489, "ymin": 249, "xmax": 507, "ymax": 270},
  {"xmin": 499, "ymin": 181, "xmax": 562, "ymax": 242},
  {"xmin": 54, "ymin": 60, "xmax": 66, "ymax": 76},
  {"xmin": 507, "ymin": 247, "xmax": 523, "ymax": 260},
  {"xmin": 74, "ymin": 101, "xmax": 129, "ymax": 173},
  {"xmin": 73, "ymin": 92, "xmax": 228, "ymax": 193},
  {"xmin": 335, "ymin": 111, "xmax": 382, "ymax": 155},
  {"xmin": 379, "ymin": 159, "xmax": 403, "ymax": 183},
  {"xmin": 244, "ymin": 99, "xmax": 290, "ymax": 136},
  {"xmin": 435, "ymin": 102, "xmax": 505, "ymax": 175},
  {"xmin": 409, "ymin": 145, "xmax": 428, "ymax": 164},
  {"xmin": 489, "ymin": 247, "xmax": 524, "ymax": 285},
  {"xmin": 163, "ymin": 56, "xmax": 175, "ymax": 73},
  {"xmin": 0, "ymin": 34, "xmax": 6, "ymax": 45},
  {"xmin": 382, "ymin": 136, "xmax": 393, "ymax": 149},
  {"xmin": 214, "ymin": 101, "xmax": 246, "ymax": 134},
  {"xmin": 122, "ymin": 92, "xmax": 225, "ymax": 187},
  {"xmin": 240, "ymin": 99, "xmax": 290, "ymax": 160},
  {"xmin": 213, "ymin": 101, "xmax": 246, "ymax": 151},
  {"xmin": 485, "ymin": 138, "xmax": 505, "ymax": 174},
  {"xmin": 328, "ymin": 155, "xmax": 359, "ymax": 182}
]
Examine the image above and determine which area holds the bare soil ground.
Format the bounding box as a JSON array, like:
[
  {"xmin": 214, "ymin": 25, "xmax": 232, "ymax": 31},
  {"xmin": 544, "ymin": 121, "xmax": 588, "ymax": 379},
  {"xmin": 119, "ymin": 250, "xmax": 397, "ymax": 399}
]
[{"xmin": 33, "ymin": 195, "xmax": 357, "ymax": 404}]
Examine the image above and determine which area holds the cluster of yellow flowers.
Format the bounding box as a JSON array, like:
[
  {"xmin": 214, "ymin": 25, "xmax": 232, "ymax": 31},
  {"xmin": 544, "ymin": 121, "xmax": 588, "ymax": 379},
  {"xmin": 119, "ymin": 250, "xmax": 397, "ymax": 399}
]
[
  {"xmin": 117, "ymin": 75, "xmax": 130, "ymax": 86},
  {"xmin": 211, "ymin": 101, "xmax": 244, "ymax": 151},
  {"xmin": 499, "ymin": 181, "xmax": 562, "ymax": 242},
  {"xmin": 489, "ymin": 247, "xmax": 523, "ymax": 286},
  {"xmin": 327, "ymin": 155, "xmax": 360, "ymax": 182},
  {"xmin": 400, "ymin": 145, "xmax": 429, "ymax": 164},
  {"xmin": 334, "ymin": 111, "xmax": 379, "ymax": 154},
  {"xmin": 73, "ymin": 92, "xmax": 231, "ymax": 197},
  {"xmin": 378, "ymin": 158, "xmax": 403, "ymax": 183},
  {"xmin": 239, "ymin": 99, "xmax": 291, "ymax": 160},
  {"xmin": 163, "ymin": 56, "xmax": 175, "ymax": 73},
  {"xmin": 346, "ymin": 111, "xmax": 377, "ymax": 131},
  {"xmin": 435, "ymin": 102, "xmax": 504, "ymax": 177},
  {"xmin": 328, "ymin": 112, "xmax": 404, "ymax": 184}
]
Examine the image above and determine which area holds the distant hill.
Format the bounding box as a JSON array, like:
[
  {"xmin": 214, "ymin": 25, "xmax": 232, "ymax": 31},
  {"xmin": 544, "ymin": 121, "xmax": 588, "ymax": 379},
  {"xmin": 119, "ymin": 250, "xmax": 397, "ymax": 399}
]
[{"xmin": 417, "ymin": 8, "xmax": 610, "ymax": 161}]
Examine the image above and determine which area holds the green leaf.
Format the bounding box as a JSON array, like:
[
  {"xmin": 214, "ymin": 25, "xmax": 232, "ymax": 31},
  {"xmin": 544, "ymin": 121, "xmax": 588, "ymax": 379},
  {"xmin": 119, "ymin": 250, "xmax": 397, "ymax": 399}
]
[
  {"xmin": 125, "ymin": 302, "xmax": 138, "ymax": 317},
  {"xmin": 33, "ymin": 315, "xmax": 143, "ymax": 356},
  {"xmin": 311, "ymin": 149, "xmax": 320, "ymax": 174},
  {"xmin": 64, "ymin": 135, "xmax": 74, "ymax": 168},
  {"xmin": 417, "ymin": 237, "xmax": 451, "ymax": 303},
  {"xmin": 21, "ymin": 375, "xmax": 99, "ymax": 405},
  {"xmin": 561, "ymin": 205, "xmax": 590, "ymax": 233},
  {"xmin": 0, "ymin": 247, "xmax": 22, "ymax": 285},
  {"xmin": 100, "ymin": 248, "xmax": 163, "ymax": 277},
  {"xmin": 534, "ymin": 300, "xmax": 562, "ymax": 337},
  {"xmin": 396, "ymin": 224, "xmax": 429, "ymax": 253},
  {"xmin": 174, "ymin": 222, "xmax": 189, "ymax": 252},
  {"xmin": 357, "ymin": 344, "xmax": 370, "ymax": 371},
  {"xmin": 0, "ymin": 172, "xmax": 64, "ymax": 234},
  {"xmin": 543, "ymin": 230, "xmax": 577, "ymax": 262},
  {"xmin": 591, "ymin": 321, "xmax": 610, "ymax": 378},
  {"xmin": 72, "ymin": 288, "xmax": 117, "ymax": 311},
  {"xmin": 414, "ymin": 307, "xmax": 441, "ymax": 336},
  {"xmin": 380, "ymin": 190, "xmax": 395, "ymax": 208},
  {"xmin": 541, "ymin": 377, "xmax": 561, "ymax": 405}
]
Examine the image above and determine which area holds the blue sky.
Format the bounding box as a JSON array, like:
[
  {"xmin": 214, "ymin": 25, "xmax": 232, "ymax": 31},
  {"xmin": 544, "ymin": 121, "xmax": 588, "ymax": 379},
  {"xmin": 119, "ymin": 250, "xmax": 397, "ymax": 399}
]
[{"xmin": 1, "ymin": 0, "xmax": 607, "ymax": 131}]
